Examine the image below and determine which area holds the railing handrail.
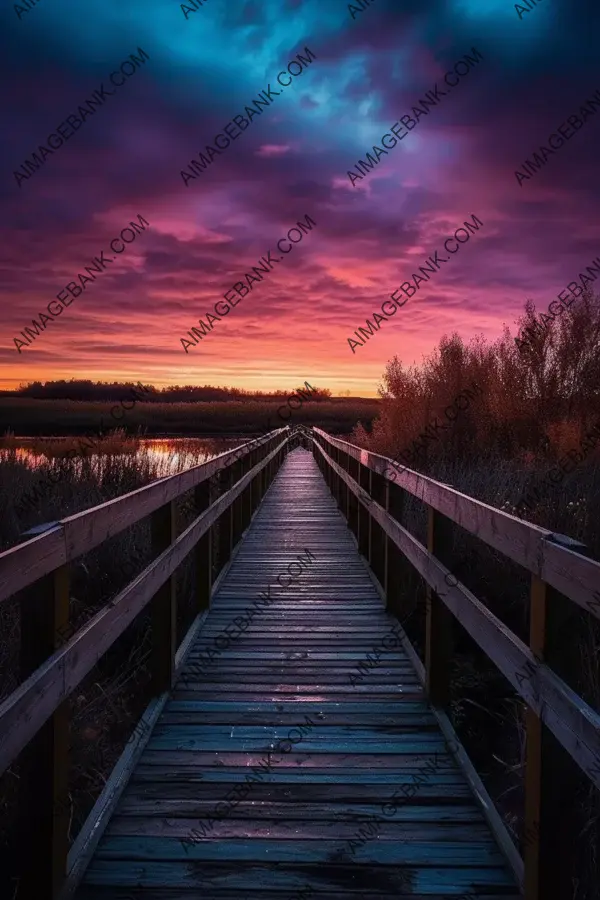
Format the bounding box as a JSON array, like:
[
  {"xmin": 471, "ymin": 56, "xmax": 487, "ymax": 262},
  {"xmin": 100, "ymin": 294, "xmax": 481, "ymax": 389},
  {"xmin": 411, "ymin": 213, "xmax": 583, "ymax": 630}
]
[
  {"xmin": 0, "ymin": 427, "xmax": 289, "ymax": 605},
  {"xmin": 311, "ymin": 429, "xmax": 600, "ymax": 794},
  {"xmin": 3, "ymin": 425, "xmax": 295, "ymax": 896},
  {"xmin": 312, "ymin": 427, "xmax": 600, "ymax": 621},
  {"xmin": 0, "ymin": 429, "xmax": 291, "ymax": 775}
]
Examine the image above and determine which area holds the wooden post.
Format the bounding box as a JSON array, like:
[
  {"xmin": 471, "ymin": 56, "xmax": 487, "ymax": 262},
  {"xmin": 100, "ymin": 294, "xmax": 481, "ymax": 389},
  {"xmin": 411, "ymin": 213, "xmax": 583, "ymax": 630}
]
[
  {"xmin": 252, "ymin": 446, "xmax": 261, "ymax": 507},
  {"xmin": 348, "ymin": 456, "xmax": 359, "ymax": 539},
  {"xmin": 150, "ymin": 500, "xmax": 177, "ymax": 695},
  {"xmin": 329, "ymin": 444, "xmax": 336, "ymax": 499},
  {"xmin": 524, "ymin": 534, "xmax": 592, "ymax": 900},
  {"xmin": 242, "ymin": 453, "xmax": 250, "ymax": 534},
  {"xmin": 344, "ymin": 451, "xmax": 350, "ymax": 522},
  {"xmin": 357, "ymin": 463, "xmax": 371, "ymax": 560},
  {"xmin": 261, "ymin": 444, "xmax": 269, "ymax": 497},
  {"xmin": 425, "ymin": 506, "xmax": 454, "ymax": 708},
  {"xmin": 194, "ymin": 480, "xmax": 211, "ymax": 613},
  {"xmin": 356, "ymin": 461, "xmax": 363, "ymax": 549},
  {"xmin": 248, "ymin": 450, "xmax": 260, "ymax": 522},
  {"xmin": 384, "ymin": 479, "xmax": 405, "ymax": 618},
  {"xmin": 323, "ymin": 441, "xmax": 331, "ymax": 491},
  {"xmin": 333, "ymin": 447, "xmax": 342, "ymax": 508},
  {"xmin": 345, "ymin": 453, "xmax": 352, "ymax": 525},
  {"xmin": 17, "ymin": 564, "xmax": 70, "ymax": 899},
  {"xmin": 232, "ymin": 457, "xmax": 244, "ymax": 546},
  {"xmin": 369, "ymin": 470, "xmax": 386, "ymax": 586},
  {"xmin": 257, "ymin": 446, "xmax": 266, "ymax": 504},
  {"xmin": 367, "ymin": 470, "xmax": 373, "ymax": 565},
  {"xmin": 218, "ymin": 465, "xmax": 234, "ymax": 573},
  {"xmin": 266, "ymin": 444, "xmax": 273, "ymax": 490}
]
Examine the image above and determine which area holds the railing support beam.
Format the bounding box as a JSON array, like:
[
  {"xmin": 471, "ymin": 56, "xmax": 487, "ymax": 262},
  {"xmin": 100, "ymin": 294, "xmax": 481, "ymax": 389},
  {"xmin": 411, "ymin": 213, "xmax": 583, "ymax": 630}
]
[
  {"xmin": 17, "ymin": 564, "xmax": 70, "ymax": 900},
  {"xmin": 524, "ymin": 535, "xmax": 593, "ymax": 900},
  {"xmin": 425, "ymin": 506, "xmax": 453, "ymax": 709},
  {"xmin": 150, "ymin": 500, "xmax": 177, "ymax": 694},
  {"xmin": 384, "ymin": 480, "xmax": 405, "ymax": 618},
  {"xmin": 194, "ymin": 480, "xmax": 212, "ymax": 613},
  {"xmin": 218, "ymin": 466, "xmax": 234, "ymax": 573},
  {"xmin": 357, "ymin": 463, "xmax": 371, "ymax": 561},
  {"xmin": 232, "ymin": 458, "xmax": 244, "ymax": 547}
]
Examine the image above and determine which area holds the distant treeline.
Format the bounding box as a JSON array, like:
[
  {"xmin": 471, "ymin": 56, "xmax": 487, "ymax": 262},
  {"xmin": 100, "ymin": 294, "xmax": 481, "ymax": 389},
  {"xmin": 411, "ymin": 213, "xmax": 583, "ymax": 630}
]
[{"xmin": 2, "ymin": 381, "xmax": 335, "ymax": 403}]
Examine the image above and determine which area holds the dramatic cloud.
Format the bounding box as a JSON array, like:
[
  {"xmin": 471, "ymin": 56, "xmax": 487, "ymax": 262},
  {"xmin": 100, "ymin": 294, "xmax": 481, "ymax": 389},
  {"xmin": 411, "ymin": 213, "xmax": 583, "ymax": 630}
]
[{"xmin": 0, "ymin": 0, "xmax": 598, "ymax": 395}]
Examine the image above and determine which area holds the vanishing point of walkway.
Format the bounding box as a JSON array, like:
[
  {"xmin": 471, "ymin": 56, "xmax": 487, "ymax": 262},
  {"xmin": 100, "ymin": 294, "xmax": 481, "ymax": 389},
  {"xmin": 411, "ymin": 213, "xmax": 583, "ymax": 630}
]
[{"xmin": 74, "ymin": 448, "xmax": 520, "ymax": 898}]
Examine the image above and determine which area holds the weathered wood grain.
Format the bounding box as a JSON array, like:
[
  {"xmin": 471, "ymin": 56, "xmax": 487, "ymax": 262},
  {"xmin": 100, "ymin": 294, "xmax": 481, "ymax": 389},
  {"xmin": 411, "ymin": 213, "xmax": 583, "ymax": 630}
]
[
  {"xmin": 0, "ymin": 437, "xmax": 287, "ymax": 774},
  {"xmin": 314, "ymin": 428, "xmax": 600, "ymax": 620},
  {"xmin": 0, "ymin": 430, "xmax": 287, "ymax": 604},
  {"xmin": 69, "ymin": 449, "xmax": 520, "ymax": 899},
  {"xmin": 315, "ymin": 438, "xmax": 600, "ymax": 790}
]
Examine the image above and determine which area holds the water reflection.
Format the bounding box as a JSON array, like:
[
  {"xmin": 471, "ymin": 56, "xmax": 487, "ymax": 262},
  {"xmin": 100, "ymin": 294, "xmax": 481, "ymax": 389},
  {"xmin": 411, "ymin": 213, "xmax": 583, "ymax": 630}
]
[{"xmin": 0, "ymin": 437, "xmax": 243, "ymax": 478}]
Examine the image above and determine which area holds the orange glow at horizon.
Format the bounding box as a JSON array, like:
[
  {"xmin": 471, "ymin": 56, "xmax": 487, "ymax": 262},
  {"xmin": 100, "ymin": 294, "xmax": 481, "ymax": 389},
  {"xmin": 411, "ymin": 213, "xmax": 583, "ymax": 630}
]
[{"xmin": 0, "ymin": 368, "xmax": 381, "ymax": 398}]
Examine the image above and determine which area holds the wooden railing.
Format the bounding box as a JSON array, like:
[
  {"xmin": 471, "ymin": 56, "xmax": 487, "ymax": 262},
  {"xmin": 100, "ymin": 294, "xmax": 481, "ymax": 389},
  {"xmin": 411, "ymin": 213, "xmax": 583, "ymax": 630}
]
[
  {"xmin": 0, "ymin": 428, "xmax": 290, "ymax": 899},
  {"xmin": 312, "ymin": 427, "xmax": 600, "ymax": 900}
]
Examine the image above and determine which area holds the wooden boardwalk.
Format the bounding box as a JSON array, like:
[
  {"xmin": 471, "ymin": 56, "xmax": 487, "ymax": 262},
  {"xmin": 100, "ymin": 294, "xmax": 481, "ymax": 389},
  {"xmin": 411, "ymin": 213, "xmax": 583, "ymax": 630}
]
[
  {"xmin": 5, "ymin": 427, "xmax": 599, "ymax": 899},
  {"xmin": 73, "ymin": 448, "xmax": 519, "ymax": 898}
]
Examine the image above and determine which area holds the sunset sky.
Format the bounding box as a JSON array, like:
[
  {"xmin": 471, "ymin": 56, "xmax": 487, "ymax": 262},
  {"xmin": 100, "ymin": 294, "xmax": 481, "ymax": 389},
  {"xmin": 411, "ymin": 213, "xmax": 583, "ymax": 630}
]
[{"xmin": 1, "ymin": 0, "xmax": 599, "ymax": 396}]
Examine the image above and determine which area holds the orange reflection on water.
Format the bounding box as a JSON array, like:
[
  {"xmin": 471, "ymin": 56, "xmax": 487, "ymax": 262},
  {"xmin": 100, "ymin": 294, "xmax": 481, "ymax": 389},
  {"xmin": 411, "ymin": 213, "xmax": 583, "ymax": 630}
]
[{"xmin": 0, "ymin": 437, "xmax": 240, "ymax": 477}]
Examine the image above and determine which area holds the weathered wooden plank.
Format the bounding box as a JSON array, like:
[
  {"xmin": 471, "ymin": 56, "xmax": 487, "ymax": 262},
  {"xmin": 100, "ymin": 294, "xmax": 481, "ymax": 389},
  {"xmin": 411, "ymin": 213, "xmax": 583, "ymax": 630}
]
[
  {"xmin": 115, "ymin": 799, "xmax": 479, "ymax": 819},
  {"xmin": 181, "ymin": 652, "xmax": 410, "ymax": 660},
  {"xmin": 176, "ymin": 677, "xmax": 422, "ymax": 688},
  {"xmin": 76, "ymin": 891, "xmax": 521, "ymax": 900},
  {"xmin": 68, "ymin": 448, "xmax": 520, "ymax": 900},
  {"xmin": 79, "ymin": 860, "xmax": 517, "ymax": 892},
  {"xmin": 171, "ymin": 690, "xmax": 425, "ymax": 701},
  {"xmin": 163, "ymin": 700, "xmax": 432, "ymax": 713},
  {"xmin": 143, "ymin": 738, "xmax": 447, "ymax": 753},
  {"xmin": 151, "ymin": 723, "xmax": 439, "ymax": 737},
  {"xmin": 180, "ymin": 662, "xmax": 418, "ymax": 672},
  {"xmin": 170, "ymin": 695, "xmax": 427, "ymax": 706},
  {"xmin": 129, "ymin": 769, "xmax": 466, "ymax": 786},
  {"xmin": 158, "ymin": 712, "xmax": 437, "ymax": 727},
  {"xmin": 138, "ymin": 750, "xmax": 453, "ymax": 768},
  {"xmin": 106, "ymin": 816, "xmax": 495, "ymax": 841},
  {"xmin": 95, "ymin": 835, "xmax": 505, "ymax": 865}
]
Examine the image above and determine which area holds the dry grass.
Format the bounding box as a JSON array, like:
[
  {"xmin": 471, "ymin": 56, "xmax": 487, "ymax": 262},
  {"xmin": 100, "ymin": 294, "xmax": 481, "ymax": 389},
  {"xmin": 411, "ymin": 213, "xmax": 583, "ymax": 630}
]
[{"xmin": 0, "ymin": 427, "xmax": 141, "ymax": 456}]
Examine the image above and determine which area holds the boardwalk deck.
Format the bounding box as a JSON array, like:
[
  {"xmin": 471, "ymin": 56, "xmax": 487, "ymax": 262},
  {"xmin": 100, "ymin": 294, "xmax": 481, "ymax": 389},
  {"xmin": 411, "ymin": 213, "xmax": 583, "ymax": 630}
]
[{"xmin": 73, "ymin": 448, "xmax": 521, "ymax": 898}]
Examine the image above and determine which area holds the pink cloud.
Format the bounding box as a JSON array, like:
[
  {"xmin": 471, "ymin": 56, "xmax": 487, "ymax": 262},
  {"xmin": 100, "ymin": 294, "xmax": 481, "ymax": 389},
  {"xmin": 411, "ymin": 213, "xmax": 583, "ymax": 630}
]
[{"xmin": 255, "ymin": 144, "xmax": 292, "ymax": 158}]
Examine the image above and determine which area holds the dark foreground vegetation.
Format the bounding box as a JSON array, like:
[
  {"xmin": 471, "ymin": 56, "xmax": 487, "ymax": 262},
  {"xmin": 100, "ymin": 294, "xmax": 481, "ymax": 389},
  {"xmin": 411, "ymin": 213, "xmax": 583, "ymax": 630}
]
[{"xmin": 1, "ymin": 290, "xmax": 599, "ymax": 897}]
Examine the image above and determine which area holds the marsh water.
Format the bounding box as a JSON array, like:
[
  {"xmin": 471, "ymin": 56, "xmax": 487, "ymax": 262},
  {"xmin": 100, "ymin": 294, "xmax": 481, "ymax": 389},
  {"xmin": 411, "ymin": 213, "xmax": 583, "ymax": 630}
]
[{"xmin": 0, "ymin": 436, "xmax": 243, "ymax": 479}]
